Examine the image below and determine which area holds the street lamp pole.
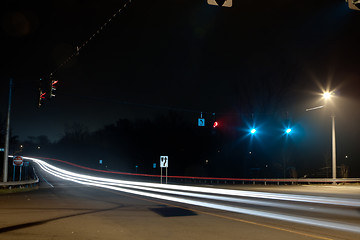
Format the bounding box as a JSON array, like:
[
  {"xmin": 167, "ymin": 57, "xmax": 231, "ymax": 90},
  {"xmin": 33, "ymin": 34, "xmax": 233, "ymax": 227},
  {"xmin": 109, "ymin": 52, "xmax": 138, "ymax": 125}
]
[
  {"xmin": 331, "ymin": 112, "xmax": 336, "ymax": 180},
  {"xmin": 306, "ymin": 91, "xmax": 337, "ymax": 181},
  {"xmin": 2, "ymin": 79, "xmax": 13, "ymax": 183}
]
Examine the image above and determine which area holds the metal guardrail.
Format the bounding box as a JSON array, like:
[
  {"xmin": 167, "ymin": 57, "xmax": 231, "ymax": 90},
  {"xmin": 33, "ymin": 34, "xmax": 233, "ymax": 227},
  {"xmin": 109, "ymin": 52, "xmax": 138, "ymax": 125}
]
[
  {"xmin": 0, "ymin": 178, "xmax": 39, "ymax": 188},
  {"xmin": 18, "ymin": 156, "xmax": 360, "ymax": 186},
  {"xmin": 167, "ymin": 177, "xmax": 360, "ymax": 185}
]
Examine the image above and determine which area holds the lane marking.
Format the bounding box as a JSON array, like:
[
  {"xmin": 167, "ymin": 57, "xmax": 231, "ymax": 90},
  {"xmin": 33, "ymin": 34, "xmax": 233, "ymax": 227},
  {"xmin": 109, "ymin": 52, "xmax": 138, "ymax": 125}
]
[{"xmin": 35, "ymin": 167, "xmax": 54, "ymax": 188}]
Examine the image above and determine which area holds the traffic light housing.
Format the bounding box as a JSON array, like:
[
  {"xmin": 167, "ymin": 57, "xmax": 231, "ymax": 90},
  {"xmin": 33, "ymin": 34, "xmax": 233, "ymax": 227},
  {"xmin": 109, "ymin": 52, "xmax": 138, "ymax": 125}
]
[
  {"xmin": 37, "ymin": 77, "xmax": 59, "ymax": 108},
  {"xmin": 37, "ymin": 78, "xmax": 47, "ymax": 108},
  {"xmin": 50, "ymin": 79, "xmax": 58, "ymax": 98},
  {"xmin": 207, "ymin": 0, "xmax": 232, "ymax": 7},
  {"xmin": 37, "ymin": 88, "xmax": 47, "ymax": 108}
]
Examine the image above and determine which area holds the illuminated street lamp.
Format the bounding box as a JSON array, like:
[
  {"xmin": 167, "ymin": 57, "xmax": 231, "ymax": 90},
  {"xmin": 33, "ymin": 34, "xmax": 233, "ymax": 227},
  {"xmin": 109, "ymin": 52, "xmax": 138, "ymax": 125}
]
[
  {"xmin": 323, "ymin": 91, "xmax": 332, "ymax": 100},
  {"xmin": 306, "ymin": 91, "xmax": 337, "ymax": 181}
]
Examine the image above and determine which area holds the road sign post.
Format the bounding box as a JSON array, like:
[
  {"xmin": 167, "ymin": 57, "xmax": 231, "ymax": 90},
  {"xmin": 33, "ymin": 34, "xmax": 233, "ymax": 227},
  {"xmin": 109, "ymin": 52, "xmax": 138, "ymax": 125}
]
[
  {"xmin": 12, "ymin": 156, "xmax": 23, "ymax": 181},
  {"xmin": 160, "ymin": 156, "xmax": 168, "ymax": 184}
]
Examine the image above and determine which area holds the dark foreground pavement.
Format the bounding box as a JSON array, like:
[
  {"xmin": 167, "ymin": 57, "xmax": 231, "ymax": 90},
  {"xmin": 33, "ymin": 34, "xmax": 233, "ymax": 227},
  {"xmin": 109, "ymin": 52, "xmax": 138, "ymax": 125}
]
[{"xmin": 1, "ymin": 175, "xmax": 360, "ymax": 240}]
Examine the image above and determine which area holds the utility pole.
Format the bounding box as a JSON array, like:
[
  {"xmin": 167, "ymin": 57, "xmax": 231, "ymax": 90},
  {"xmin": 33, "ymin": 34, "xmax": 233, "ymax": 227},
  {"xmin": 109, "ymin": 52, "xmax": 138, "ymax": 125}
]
[{"xmin": 2, "ymin": 79, "xmax": 13, "ymax": 182}]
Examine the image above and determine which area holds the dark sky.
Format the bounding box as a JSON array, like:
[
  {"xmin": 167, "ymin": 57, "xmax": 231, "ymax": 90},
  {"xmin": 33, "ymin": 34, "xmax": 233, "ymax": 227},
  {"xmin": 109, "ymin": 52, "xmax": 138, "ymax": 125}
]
[{"xmin": 1, "ymin": 0, "xmax": 360, "ymax": 146}]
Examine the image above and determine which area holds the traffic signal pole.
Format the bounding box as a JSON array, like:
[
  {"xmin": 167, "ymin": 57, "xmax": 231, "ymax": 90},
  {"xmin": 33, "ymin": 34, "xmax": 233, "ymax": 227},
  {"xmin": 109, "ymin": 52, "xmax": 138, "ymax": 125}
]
[{"xmin": 2, "ymin": 79, "xmax": 13, "ymax": 182}]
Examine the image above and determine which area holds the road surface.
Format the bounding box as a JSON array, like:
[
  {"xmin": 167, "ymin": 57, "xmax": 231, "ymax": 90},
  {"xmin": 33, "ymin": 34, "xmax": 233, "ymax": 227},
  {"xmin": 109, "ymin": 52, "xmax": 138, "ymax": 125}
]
[{"xmin": 0, "ymin": 158, "xmax": 359, "ymax": 240}]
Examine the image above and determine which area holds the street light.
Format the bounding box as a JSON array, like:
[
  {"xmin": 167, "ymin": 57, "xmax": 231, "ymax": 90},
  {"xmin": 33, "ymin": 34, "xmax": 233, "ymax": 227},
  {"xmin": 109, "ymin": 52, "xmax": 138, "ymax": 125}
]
[
  {"xmin": 323, "ymin": 91, "xmax": 332, "ymax": 100},
  {"xmin": 307, "ymin": 91, "xmax": 337, "ymax": 181}
]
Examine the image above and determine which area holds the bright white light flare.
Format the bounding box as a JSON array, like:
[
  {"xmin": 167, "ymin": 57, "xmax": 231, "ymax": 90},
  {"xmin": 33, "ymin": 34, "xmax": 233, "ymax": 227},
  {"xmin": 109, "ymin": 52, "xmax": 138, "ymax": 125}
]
[{"xmin": 323, "ymin": 91, "xmax": 332, "ymax": 99}]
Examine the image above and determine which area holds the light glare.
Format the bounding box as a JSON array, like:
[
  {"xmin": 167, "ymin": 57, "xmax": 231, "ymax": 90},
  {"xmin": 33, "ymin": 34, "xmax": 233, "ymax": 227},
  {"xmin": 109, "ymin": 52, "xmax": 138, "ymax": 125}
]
[{"xmin": 323, "ymin": 91, "xmax": 332, "ymax": 100}]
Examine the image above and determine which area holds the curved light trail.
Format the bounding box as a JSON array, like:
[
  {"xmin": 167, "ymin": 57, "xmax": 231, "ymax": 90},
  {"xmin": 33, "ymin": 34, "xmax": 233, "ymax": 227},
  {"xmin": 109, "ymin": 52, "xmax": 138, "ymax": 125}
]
[{"xmin": 23, "ymin": 156, "xmax": 360, "ymax": 234}]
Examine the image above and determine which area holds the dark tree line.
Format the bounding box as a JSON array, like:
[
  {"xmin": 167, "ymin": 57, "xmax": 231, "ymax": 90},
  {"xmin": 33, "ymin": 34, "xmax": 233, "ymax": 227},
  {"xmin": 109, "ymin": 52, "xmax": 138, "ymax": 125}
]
[
  {"xmin": 3, "ymin": 110, "xmax": 357, "ymax": 178},
  {"xmin": 14, "ymin": 111, "xmax": 311, "ymax": 178}
]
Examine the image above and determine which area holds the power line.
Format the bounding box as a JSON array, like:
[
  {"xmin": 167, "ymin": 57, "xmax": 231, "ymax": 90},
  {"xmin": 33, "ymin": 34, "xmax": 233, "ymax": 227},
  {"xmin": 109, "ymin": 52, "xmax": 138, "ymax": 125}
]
[{"xmin": 49, "ymin": 0, "xmax": 132, "ymax": 78}]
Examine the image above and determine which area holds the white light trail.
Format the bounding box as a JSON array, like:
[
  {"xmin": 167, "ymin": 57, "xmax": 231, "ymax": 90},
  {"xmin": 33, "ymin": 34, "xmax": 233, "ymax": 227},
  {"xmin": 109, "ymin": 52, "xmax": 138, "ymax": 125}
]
[
  {"xmin": 24, "ymin": 156, "xmax": 360, "ymax": 207},
  {"xmin": 36, "ymin": 159, "xmax": 358, "ymax": 218},
  {"xmin": 25, "ymin": 157, "xmax": 360, "ymax": 234}
]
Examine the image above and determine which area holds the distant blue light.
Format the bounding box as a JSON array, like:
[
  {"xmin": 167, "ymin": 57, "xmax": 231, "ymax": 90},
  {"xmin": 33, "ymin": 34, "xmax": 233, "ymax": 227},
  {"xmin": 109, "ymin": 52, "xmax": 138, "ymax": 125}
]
[
  {"xmin": 250, "ymin": 128, "xmax": 256, "ymax": 134},
  {"xmin": 286, "ymin": 128, "xmax": 292, "ymax": 134}
]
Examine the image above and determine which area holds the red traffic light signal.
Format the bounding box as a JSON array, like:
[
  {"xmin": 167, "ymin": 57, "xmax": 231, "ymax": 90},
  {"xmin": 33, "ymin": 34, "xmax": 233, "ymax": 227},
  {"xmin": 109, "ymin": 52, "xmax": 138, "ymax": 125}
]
[{"xmin": 40, "ymin": 92, "xmax": 46, "ymax": 99}]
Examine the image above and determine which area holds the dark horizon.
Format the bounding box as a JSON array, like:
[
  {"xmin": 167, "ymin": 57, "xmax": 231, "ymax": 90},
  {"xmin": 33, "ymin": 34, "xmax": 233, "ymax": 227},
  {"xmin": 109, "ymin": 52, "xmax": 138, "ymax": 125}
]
[{"xmin": 1, "ymin": 0, "xmax": 360, "ymax": 178}]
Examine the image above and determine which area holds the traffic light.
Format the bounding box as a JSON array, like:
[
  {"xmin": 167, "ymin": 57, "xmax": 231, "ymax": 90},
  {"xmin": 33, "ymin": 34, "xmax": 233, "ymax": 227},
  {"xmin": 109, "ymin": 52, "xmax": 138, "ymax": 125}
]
[
  {"xmin": 347, "ymin": 0, "xmax": 360, "ymax": 10},
  {"xmin": 50, "ymin": 79, "xmax": 58, "ymax": 98},
  {"xmin": 37, "ymin": 78, "xmax": 47, "ymax": 108},
  {"xmin": 38, "ymin": 88, "xmax": 47, "ymax": 108},
  {"xmin": 37, "ymin": 76, "xmax": 58, "ymax": 108},
  {"xmin": 207, "ymin": 0, "xmax": 232, "ymax": 7}
]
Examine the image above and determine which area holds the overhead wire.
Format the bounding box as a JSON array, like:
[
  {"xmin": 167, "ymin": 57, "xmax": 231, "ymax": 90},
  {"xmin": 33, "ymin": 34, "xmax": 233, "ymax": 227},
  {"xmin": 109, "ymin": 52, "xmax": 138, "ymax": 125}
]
[
  {"xmin": 48, "ymin": 0, "xmax": 133, "ymax": 78},
  {"xmin": 38, "ymin": 0, "xmax": 289, "ymax": 118}
]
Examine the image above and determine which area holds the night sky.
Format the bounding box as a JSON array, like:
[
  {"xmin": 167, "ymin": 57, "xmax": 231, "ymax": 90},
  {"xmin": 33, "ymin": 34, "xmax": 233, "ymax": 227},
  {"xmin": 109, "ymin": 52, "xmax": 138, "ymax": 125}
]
[{"xmin": 1, "ymin": 0, "xmax": 360, "ymax": 162}]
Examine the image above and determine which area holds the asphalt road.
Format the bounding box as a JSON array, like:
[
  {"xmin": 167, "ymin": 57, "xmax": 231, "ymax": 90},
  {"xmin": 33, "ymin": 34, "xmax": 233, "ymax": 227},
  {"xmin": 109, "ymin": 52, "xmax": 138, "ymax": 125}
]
[{"xmin": 1, "ymin": 167, "xmax": 360, "ymax": 240}]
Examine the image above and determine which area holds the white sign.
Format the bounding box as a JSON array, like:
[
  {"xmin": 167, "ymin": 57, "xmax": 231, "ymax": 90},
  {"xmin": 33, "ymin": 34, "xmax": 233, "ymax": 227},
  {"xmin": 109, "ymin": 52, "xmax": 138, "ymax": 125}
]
[
  {"xmin": 207, "ymin": 0, "xmax": 232, "ymax": 7},
  {"xmin": 198, "ymin": 118, "xmax": 205, "ymax": 126},
  {"xmin": 160, "ymin": 156, "xmax": 168, "ymax": 168},
  {"xmin": 349, "ymin": 0, "xmax": 360, "ymax": 11}
]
